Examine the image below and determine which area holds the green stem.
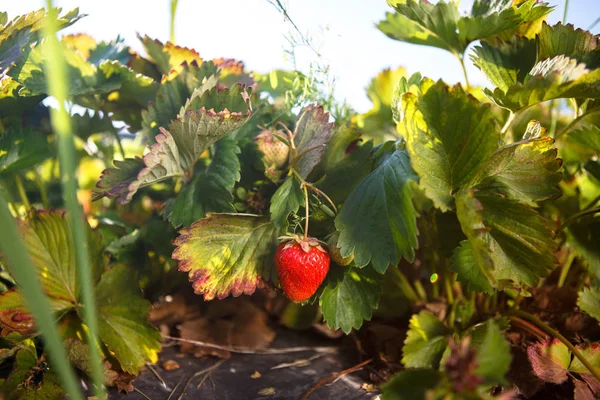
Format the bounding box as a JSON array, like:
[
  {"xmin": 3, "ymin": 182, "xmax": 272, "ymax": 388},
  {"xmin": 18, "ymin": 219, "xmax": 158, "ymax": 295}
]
[
  {"xmin": 35, "ymin": 171, "xmax": 50, "ymax": 209},
  {"xmin": 170, "ymin": 0, "xmax": 179, "ymax": 43},
  {"xmin": 557, "ymin": 251, "xmax": 576, "ymax": 288},
  {"xmin": 42, "ymin": 6, "xmax": 106, "ymax": 399},
  {"xmin": 559, "ymin": 207, "xmax": 600, "ymax": 231},
  {"xmin": 562, "ymin": 0, "xmax": 569, "ymax": 22},
  {"xmin": 555, "ymin": 107, "xmax": 600, "ymax": 139},
  {"xmin": 14, "ymin": 175, "xmax": 31, "ymax": 210},
  {"xmin": 413, "ymin": 280, "xmax": 428, "ymax": 302},
  {"xmin": 0, "ymin": 198, "xmax": 84, "ymax": 400},
  {"xmin": 391, "ymin": 267, "xmax": 419, "ymax": 303},
  {"xmin": 302, "ymin": 183, "xmax": 309, "ymax": 240},
  {"xmin": 548, "ymin": 100, "xmax": 559, "ymax": 137},
  {"xmin": 456, "ymin": 55, "xmax": 470, "ymax": 88},
  {"xmin": 112, "ymin": 128, "xmax": 126, "ymax": 160},
  {"xmin": 508, "ymin": 310, "xmax": 600, "ymax": 383},
  {"xmin": 501, "ymin": 111, "xmax": 516, "ymax": 135},
  {"xmin": 589, "ymin": 16, "xmax": 600, "ymax": 30},
  {"xmin": 444, "ymin": 273, "xmax": 454, "ymax": 305}
]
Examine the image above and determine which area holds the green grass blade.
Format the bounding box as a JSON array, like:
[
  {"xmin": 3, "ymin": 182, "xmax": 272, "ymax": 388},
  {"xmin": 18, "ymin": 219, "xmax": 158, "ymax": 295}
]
[
  {"xmin": 0, "ymin": 198, "xmax": 84, "ymax": 400},
  {"xmin": 170, "ymin": 0, "xmax": 179, "ymax": 42},
  {"xmin": 42, "ymin": 6, "xmax": 106, "ymax": 399}
]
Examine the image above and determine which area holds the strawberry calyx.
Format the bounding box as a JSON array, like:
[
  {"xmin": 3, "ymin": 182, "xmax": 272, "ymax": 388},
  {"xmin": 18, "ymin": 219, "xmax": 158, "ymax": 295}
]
[{"xmin": 277, "ymin": 235, "xmax": 327, "ymax": 254}]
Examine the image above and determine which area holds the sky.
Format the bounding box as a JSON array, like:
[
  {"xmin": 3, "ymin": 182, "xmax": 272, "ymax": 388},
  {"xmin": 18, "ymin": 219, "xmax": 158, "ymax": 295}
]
[{"xmin": 3, "ymin": 0, "xmax": 600, "ymax": 113}]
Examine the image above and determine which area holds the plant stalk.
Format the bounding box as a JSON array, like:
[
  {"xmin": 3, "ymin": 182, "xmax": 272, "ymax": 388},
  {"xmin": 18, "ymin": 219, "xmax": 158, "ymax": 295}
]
[
  {"xmin": 170, "ymin": 0, "xmax": 179, "ymax": 43},
  {"xmin": 14, "ymin": 175, "xmax": 31, "ymax": 210},
  {"xmin": 456, "ymin": 55, "xmax": 470, "ymax": 89},
  {"xmin": 0, "ymin": 197, "xmax": 84, "ymax": 400},
  {"xmin": 508, "ymin": 310, "xmax": 600, "ymax": 383},
  {"xmin": 302, "ymin": 183, "xmax": 309, "ymax": 240},
  {"xmin": 42, "ymin": 6, "xmax": 106, "ymax": 398}
]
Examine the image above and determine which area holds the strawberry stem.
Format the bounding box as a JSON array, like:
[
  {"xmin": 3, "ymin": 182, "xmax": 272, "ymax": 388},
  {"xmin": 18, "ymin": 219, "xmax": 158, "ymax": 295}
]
[{"xmin": 302, "ymin": 183, "xmax": 310, "ymax": 240}]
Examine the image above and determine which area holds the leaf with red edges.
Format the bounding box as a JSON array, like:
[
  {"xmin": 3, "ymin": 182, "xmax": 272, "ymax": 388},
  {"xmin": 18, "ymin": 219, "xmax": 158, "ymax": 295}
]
[{"xmin": 172, "ymin": 214, "xmax": 277, "ymax": 300}]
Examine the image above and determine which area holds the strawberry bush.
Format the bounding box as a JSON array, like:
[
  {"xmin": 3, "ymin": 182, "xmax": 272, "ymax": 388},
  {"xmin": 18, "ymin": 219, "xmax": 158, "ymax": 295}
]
[{"xmin": 0, "ymin": 1, "xmax": 600, "ymax": 399}]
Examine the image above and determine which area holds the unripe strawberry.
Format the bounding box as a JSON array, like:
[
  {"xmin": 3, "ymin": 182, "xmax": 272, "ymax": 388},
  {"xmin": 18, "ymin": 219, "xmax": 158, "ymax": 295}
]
[
  {"xmin": 275, "ymin": 238, "xmax": 330, "ymax": 302},
  {"xmin": 326, "ymin": 231, "xmax": 354, "ymax": 266},
  {"xmin": 255, "ymin": 128, "xmax": 290, "ymax": 169}
]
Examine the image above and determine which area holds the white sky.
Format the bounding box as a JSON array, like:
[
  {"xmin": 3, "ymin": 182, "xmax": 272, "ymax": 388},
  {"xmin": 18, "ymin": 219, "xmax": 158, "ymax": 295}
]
[{"xmin": 3, "ymin": 0, "xmax": 600, "ymax": 112}]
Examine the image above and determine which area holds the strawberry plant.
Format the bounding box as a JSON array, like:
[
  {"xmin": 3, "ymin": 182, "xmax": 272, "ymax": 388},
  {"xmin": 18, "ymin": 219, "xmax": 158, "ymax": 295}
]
[{"xmin": 0, "ymin": 1, "xmax": 599, "ymax": 399}]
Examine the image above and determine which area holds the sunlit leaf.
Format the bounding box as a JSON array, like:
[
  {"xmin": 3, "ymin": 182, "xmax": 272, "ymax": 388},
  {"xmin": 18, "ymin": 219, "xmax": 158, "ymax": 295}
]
[
  {"xmin": 94, "ymin": 86, "xmax": 251, "ymax": 204},
  {"xmin": 0, "ymin": 8, "xmax": 83, "ymax": 75},
  {"xmin": 292, "ymin": 105, "xmax": 334, "ymax": 179},
  {"xmin": 401, "ymin": 79, "xmax": 500, "ymax": 211},
  {"xmin": 138, "ymin": 35, "xmax": 203, "ymax": 76},
  {"xmin": 172, "ymin": 214, "xmax": 277, "ymax": 300},
  {"xmin": 11, "ymin": 210, "xmax": 106, "ymax": 312},
  {"xmin": 471, "ymin": 36, "xmax": 536, "ymax": 93},
  {"xmin": 468, "ymin": 123, "xmax": 563, "ymax": 205},
  {"xmin": 455, "ymin": 189, "xmax": 557, "ymax": 289},
  {"xmin": 485, "ymin": 55, "xmax": 600, "ymax": 111},
  {"xmin": 578, "ymin": 287, "xmax": 600, "ymax": 322},
  {"xmin": 378, "ymin": 0, "xmax": 550, "ymax": 56},
  {"xmin": 402, "ymin": 311, "xmax": 450, "ymax": 369},
  {"xmin": 537, "ymin": 22, "xmax": 600, "ymax": 69},
  {"xmin": 140, "ymin": 61, "xmax": 219, "ymax": 140},
  {"xmin": 94, "ymin": 265, "xmax": 161, "ymax": 374}
]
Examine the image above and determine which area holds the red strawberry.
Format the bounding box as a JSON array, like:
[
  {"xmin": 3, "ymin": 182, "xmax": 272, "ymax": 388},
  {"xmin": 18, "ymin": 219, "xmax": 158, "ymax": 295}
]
[{"xmin": 275, "ymin": 237, "xmax": 330, "ymax": 302}]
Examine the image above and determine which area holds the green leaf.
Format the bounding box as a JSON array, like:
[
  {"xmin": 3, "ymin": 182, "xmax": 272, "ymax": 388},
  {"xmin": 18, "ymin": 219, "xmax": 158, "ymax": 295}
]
[
  {"xmin": 563, "ymin": 123, "xmax": 600, "ymax": 159},
  {"xmin": 468, "ymin": 126, "xmax": 563, "ymax": 205},
  {"xmin": 14, "ymin": 210, "xmax": 106, "ymax": 312},
  {"xmin": 94, "ymin": 88, "xmax": 251, "ymax": 204},
  {"xmin": 401, "ymin": 80, "xmax": 501, "ymax": 211},
  {"xmin": 71, "ymin": 110, "xmax": 115, "ymax": 140},
  {"xmin": 471, "ymin": 36, "xmax": 536, "ymax": 93},
  {"xmin": 356, "ymin": 67, "xmax": 407, "ymax": 142},
  {"xmin": 138, "ymin": 34, "xmax": 202, "ymax": 76},
  {"xmin": 475, "ymin": 320, "xmax": 511, "ymax": 385},
  {"xmin": 97, "ymin": 60, "xmax": 158, "ymax": 105},
  {"xmin": 537, "ymin": 22, "xmax": 600, "ymax": 69},
  {"xmin": 269, "ymin": 175, "xmax": 304, "ymax": 231},
  {"xmin": 1, "ymin": 339, "xmax": 64, "ymax": 399},
  {"xmin": 0, "ymin": 8, "xmax": 83, "ymax": 75},
  {"xmin": 0, "ymin": 128, "xmax": 51, "ymax": 177},
  {"xmin": 315, "ymin": 127, "xmax": 374, "ymax": 205},
  {"xmin": 486, "ymin": 55, "xmax": 600, "ymax": 111},
  {"xmin": 378, "ymin": 0, "xmax": 550, "ymax": 56},
  {"xmin": 451, "ymin": 241, "xmax": 494, "ymax": 293},
  {"xmin": 402, "ymin": 311, "xmax": 450, "ymax": 369},
  {"xmin": 378, "ymin": 0, "xmax": 461, "ymax": 54},
  {"xmin": 94, "ymin": 265, "xmax": 161, "ymax": 374},
  {"xmin": 0, "ymin": 77, "xmax": 45, "ymax": 119},
  {"xmin": 163, "ymin": 136, "xmax": 241, "ymax": 228},
  {"xmin": 140, "ymin": 61, "xmax": 219, "ymax": 140},
  {"xmin": 320, "ymin": 265, "xmax": 382, "ymax": 334},
  {"xmin": 381, "ymin": 369, "xmax": 442, "ymax": 400},
  {"xmin": 172, "ymin": 214, "xmax": 277, "ymax": 300},
  {"xmin": 292, "ymin": 105, "xmax": 334, "ymax": 178},
  {"xmin": 9, "ymin": 41, "xmax": 121, "ymax": 97},
  {"xmin": 566, "ymin": 219, "xmax": 600, "ymax": 278},
  {"xmin": 578, "ymin": 287, "xmax": 600, "ymax": 322},
  {"xmin": 455, "ymin": 190, "xmax": 557, "ymax": 289},
  {"xmin": 335, "ymin": 148, "xmax": 419, "ymax": 273}
]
